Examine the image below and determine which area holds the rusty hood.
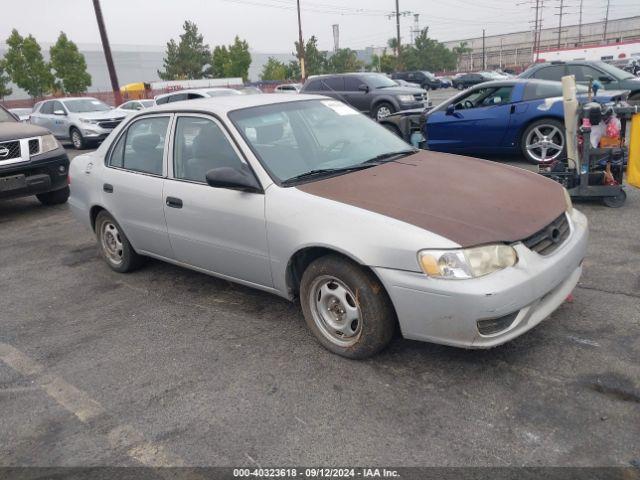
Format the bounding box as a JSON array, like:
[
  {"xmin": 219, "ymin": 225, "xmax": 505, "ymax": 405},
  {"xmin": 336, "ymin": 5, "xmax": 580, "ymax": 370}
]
[{"xmin": 297, "ymin": 150, "xmax": 567, "ymax": 247}]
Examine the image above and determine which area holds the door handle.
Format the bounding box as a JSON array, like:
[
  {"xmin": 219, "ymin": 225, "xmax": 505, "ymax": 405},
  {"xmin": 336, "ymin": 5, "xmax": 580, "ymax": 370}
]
[
  {"xmin": 510, "ymin": 105, "xmax": 516, "ymax": 114},
  {"xmin": 166, "ymin": 196, "xmax": 183, "ymax": 209},
  {"xmin": 103, "ymin": 183, "xmax": 113, "ymax": 193}
]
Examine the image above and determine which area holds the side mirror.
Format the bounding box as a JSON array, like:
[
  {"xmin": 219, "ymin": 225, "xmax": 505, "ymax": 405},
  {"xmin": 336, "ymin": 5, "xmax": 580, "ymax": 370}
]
[
  {"xmin": 446, "ymin": 104, "xmax": 455, "ymax": 115},
  {"xmin": 53, "ymin": 109, "xmax": 66, "ymax": 116},
  {"xmin": 599, "ymin": 75, "xmax": 613, "ymax": 83},
  {"xmin": 358, "ymin": 84, "xmax": 369, "ymax": 93},
  {"xmin": 205, "ymin": 166, "xmax": 261, "ymax": 193}
]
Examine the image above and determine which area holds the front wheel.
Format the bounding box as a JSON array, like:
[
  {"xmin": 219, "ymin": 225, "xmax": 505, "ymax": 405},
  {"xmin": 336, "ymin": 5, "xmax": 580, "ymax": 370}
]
[
  {"xmin": 299, "ymin": 255, "xmax": 396, "ymax": 359},
  {"xmin": 521, "ymin": 119, "xmax": 566, "ymax": 164},
  {"xmin": 36, "ymin": 186, "xmax": 69, "ymax": 205},
  {"xmin": 95, "ymin": 211, "xmax": 143, "ymax": 273},
  {"xmin": 70, "ymin": 127, "xmax": 87, "ymax": 150},
  {"xmin": 373, "ymin": 102, "xmax": 395, "ymax": 121}
]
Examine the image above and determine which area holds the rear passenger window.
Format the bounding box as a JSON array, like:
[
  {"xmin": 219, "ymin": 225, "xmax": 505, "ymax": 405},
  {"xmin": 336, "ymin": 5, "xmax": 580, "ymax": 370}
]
[
  {"xmin": 40, "ymin": 102, "xmax": 54, "ymax": 114},
  {"xmin": 532, "ymin": 65, "xmax": 566, "ymax": 81},
  {"xmin": 187, "ymin": 93, "xmax": 205, "ymax": 99},
  {"xmin": 168, "ymin": 93, "xmax": 188, "ymax": 103},
  {"xmin": 305, "ymin": 80, "xmax": 324, "ymax": 91},
  {"xmin": 109, "ymin": 116, "xmax": 170, "ymax": 175},
  {"xmin": 173, "ymin": 116, "xmax": 245, "ymax": 183}
]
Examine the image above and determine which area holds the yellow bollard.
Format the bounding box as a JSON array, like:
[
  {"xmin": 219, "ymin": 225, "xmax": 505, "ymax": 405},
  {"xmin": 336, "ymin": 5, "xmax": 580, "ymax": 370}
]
[{"xmin": 629, "ymin": 114, "xmax": 640, "ymax": 188}]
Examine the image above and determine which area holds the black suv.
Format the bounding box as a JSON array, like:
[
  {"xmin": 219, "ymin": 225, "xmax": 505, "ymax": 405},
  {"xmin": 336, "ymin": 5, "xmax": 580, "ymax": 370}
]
[
  {"xmin": 391, "ymin": 71, "xmax": 441, "ymax": 90},
  {"xmin": 451, "ymin": 73, "xmax": 491, "ymax": 90},
  {"xmin": 300, "ymin": 73, "xmax": 428, "ymax": 120},
  {"xmin": 520, "ymin": 61, "xmax": 640, "ymax": 102},
  {"xmin": 0, "ymin": 104, "xmax": 70, "ymax": 205}
]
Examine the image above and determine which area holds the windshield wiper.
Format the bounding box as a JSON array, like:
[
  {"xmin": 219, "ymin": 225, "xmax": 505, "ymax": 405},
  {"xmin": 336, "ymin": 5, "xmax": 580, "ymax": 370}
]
[
  {"xmin": 361, "ymin": 149, "xmax": 417, "ymax": 165},
  {"xmin": 282, "ymin": 164, "xmax": 378, "ymax": 186}
]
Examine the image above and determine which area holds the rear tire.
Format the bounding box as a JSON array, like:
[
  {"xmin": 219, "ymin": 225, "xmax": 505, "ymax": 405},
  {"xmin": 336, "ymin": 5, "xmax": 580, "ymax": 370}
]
[
  {"xmin": 95, "ymin": 210, "xmax": 143, "ymax": 273},
  {"xmin": 36, "ymin": 186, "xmax": 69, "ymax": 206},
  {"xmin": 521, "ymin": 118, "xmax": 566, "ymax": 165},
  {"xmin": 70, "ymin": 127, "xmax": 86, "ymax": 150},
  {"xmin": 602, "ymin": 189, "xmax": 626, "ymax": 208},
  {"xmin": 299, "ymin": 255, "xmax": 396, "ymax": 359}
]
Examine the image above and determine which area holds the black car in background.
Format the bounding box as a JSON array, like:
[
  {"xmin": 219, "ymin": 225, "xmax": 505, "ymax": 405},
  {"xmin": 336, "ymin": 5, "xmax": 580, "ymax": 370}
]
[
  {"xmin": 300, "ymin": 73, "xmax": 429, "ymax": 120},
  {"xmin": 451, "ymin": 72, "xmax": 492, "ymax": 90},
  {"xmin": 0, "ymin": 104, "xmax": 70, "ymax": 205},
  {"xmin": 391, "ymin": 71, "xmax": 442, "ymax": 90},
  {"xmin": 519, "ymin": 60, "xmax": 640, "ymax": 102}
]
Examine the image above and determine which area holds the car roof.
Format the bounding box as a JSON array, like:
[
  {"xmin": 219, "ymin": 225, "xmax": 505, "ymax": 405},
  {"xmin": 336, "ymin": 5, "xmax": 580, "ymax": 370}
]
[
  {"xmin": 147, "ymin": 93, "xmax": 328, "ymax": 115},
  {"xmin": 56, "ymin": 97, "xmax": 100, "ymax": 102},
  {"xmin": 155, "ymin": 87, "xmax": 238, "ymax": 99},
  {"xmin": 307, "ymin": 72, "xmax": 383, "ymax": 79}
]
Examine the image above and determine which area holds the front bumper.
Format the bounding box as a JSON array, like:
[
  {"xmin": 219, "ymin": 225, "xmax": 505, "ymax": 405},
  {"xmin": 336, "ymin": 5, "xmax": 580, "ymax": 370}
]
[
  {"xmin": 79, "ymin": 125, "xmax": 112, "ymax": 140},
  {"xmin": 0, "ymin": 148, "xmax": 69, "ymax": 200},
  {"xmin": 374, "ymin": 209, "xmax": 588, "ymax": 348}
]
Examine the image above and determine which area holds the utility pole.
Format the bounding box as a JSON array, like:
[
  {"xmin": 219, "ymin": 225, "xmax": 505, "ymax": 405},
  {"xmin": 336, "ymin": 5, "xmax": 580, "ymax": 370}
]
[
  {"xmin": 482, "ymin": 29, "xmax": 486, "ymax": 70},
  {"xmin": 603, "ymin": 0, "xmax": 611, "ymax": 42},
  {"xmin": 91, "ymin": 0, "xmax": 121, "ymax": 105},
  {"xmin": 555, "ymin": 0, "xmax": 565, "ymax": 49},
  {"xmin": 499, "ymin": 38, "xmax": 504, "ymax": 69},
  {"xmin": 296, "ymin": 0, "xmax": 306, "ymax": 81},
  {"xmin": 395, "ymin": 0, "xmax": 401, "ymax": 57},
  {"xmin": 578, "ymin": 0, "xmax": 584, "ymax": 44}
]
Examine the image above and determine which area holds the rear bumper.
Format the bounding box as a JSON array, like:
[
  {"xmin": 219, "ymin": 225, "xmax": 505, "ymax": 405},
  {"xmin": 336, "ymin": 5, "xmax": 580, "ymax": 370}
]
[
  {"xmin": 0, "ymin": 149, "xmax": 69, "ymax": 199},
  {"xmin": 374, "ymin": 208, "xmax": 588, "ymax": 348}
]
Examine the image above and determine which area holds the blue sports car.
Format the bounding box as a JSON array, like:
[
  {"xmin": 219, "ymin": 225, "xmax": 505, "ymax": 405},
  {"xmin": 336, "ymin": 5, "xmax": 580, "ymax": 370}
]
[{"xmin": 385, "ymin": 79, "xmax": 624, "ymax": 164}]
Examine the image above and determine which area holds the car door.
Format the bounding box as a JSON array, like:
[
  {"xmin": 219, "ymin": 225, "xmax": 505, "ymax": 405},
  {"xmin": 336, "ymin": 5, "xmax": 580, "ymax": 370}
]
[
  {"xmin": 567, "ymin": 64, "xmax": 615, "ymax": 89},
  {"xmin": 50, "ymin": 101, "xmax": 70, "ymax": 138},
  {"xmin": 342, "ymin": 76, "xmax": 370, "ymax": 113},
  {"xmin": 426, "ymin": 85, "xmax": 514, "ymax": 152},
  {"xmin": 163, "ymin": 114, "xmax": 272, "ymax": 287},
  {"xmin": 100, "ymin": 114, "xmax": 174, "ymax": 258},
  {"xmin": 31, "ymin": 101, "xmax": 54, "ymax": 132}
]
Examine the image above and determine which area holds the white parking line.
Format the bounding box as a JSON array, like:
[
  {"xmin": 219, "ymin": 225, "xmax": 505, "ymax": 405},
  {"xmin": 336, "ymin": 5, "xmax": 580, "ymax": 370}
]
[{"xmin": 0, "ymin": 342, "xmax": 187, "ymax": 468}]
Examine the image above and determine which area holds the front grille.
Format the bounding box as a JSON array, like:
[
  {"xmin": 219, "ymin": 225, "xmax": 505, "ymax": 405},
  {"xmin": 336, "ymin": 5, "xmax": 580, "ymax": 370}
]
[
  {"xmin": 0, "ymin": 141, "xmax": 21, "ymax": 161},
  {"xmin": 98, "ymin": 119, "xmax": 123, "ymax": 129},
  {"xmin": 522, "ymin": 213, "xmax": 570, "ymax": 256},
  {"xmin": 28, "ymin": 139, "xmax": 40, "ymax": 155},
  {"xmin": 413, "ymin": 93, "xmax": 428, "ymax": 102}
]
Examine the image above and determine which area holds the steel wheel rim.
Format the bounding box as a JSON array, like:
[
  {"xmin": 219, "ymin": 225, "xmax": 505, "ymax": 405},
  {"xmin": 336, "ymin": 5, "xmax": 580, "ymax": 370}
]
[
  {"xmin": 101, "ymin": 222, "xmax": 124, "ymax": 265},
  {"xmin": 72, "ymin": 131, "xmax": 82, "ymax": 149},
  {"xmin": 309, "ymin": 275, "xmax": 362, "ymax": 347},
  {"xmin": 376, "ymin": 106, "xmax": 392, "ymax": 120},
  {"xmin": 525, "ymin": 124, "xmax": 564, "ymax": 163}
]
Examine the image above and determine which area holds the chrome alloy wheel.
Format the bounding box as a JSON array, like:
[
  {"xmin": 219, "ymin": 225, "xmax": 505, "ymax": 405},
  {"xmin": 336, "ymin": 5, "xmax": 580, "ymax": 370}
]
[
  {"xmin": 101, "ymin": 222, "xmax": 124, "ymax": 266},
  {"xmin": 72, "ymin": 130, "xmax": 83, "ymax": 149},
  {"xmin": 309, "ymin": 275, "xmax": 362, "ymax": 347},
  {"xmin": 525, "ymin": 124, "xmax": 564, "ymax": 163},
  {"xmin": 376, "ymin": 105, "xmax": 392, "ymax": 120}
]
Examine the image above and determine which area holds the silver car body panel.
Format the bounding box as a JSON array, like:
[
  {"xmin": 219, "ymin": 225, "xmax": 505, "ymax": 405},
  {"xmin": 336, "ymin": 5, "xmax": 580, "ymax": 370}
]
[{"xmin": 69, "ymin": 94, "xmax": 587, "ymax": 348}]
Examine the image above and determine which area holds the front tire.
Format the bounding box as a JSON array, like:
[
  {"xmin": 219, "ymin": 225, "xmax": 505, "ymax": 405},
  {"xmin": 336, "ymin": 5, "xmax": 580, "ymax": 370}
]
[
  {"xmin": 299, "ymin": 255, "xmax": 396, "ymax": 359},
  {"xmin": 70, "ymin": 127, "xmax": 86, "ymax": 150},
  {"xmin": 373, "ymin": 102, "xmax": 395, "ymax": 121},
  {"xmin": 95, "ymin": 211, "xmax": 142, "ymax": 273},
  {"xmin": 36, "ymin": 186, "xmax": 69, "ymax": 205},
  {"xmin": 521, "ymin": 118, "xmax": 566, "ymax": 164}
]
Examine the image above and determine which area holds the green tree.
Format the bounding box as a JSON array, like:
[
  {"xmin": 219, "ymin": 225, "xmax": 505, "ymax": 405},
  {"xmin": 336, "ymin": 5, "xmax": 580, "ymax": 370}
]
[
  {"xmin": 158, "ymin": 21, "xmax": 211, "ymax": 80},
  {"xmin": 261, "ymin": 57, "xmax": 288, "ymax": 81},
  {"xmin": 285, "ymin": 60, "xmax": 301, "ymax": 80},
  {"xmin": 294, "ymin": 36, "xmax": 327, "ymax": 76},
  {"xmin": 327, "ymin": 48, "xmax": 362, "ymax": 73},
  {"xmin": 3, "ymin": 29, "xmax": 53, "ymax": 98},
  {"xmin": 397, "ymin": 29, "xmax": 456, "ymax": 72},
  {"xmin": 211, "ymin": 37, "xmax": 252, "ymax": 82},
  {"xmin": 49, "ymin": 32, "xmax": 91, "ymax": 94},
  {"xmin": 452, "ymin": 41, "xmax": 472, "ymax": 70},
  {"xmin": 0, "ymin": 60, "xmax": 12, "ymax": 100}
]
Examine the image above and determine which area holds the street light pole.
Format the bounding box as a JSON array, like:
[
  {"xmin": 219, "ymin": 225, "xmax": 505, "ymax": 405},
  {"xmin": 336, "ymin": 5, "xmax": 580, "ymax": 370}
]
[
  {"xmin": 91, "ymin": 0, "xmax": 121, "ymax": 105},
  {"xmin": 482, "ymin": 29, "xmax": 486, "ymax": 70},
  {"xmin": 297, "ymin": 0, "xmax": 306, "ymax": 81},
  {"xmin": 395, "ymin": 0, "xmax": 401, "ymax": 57}
]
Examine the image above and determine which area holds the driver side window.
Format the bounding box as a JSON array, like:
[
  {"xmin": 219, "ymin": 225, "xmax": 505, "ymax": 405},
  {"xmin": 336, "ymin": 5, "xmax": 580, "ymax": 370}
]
[{"xmin": 455, "ymin": 86, "xmax": 513, "ymax": 109}]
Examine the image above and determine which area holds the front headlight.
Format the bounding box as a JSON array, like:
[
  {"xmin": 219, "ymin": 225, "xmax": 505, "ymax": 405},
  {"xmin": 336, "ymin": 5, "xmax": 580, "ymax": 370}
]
[
  {"xmin": 397, "ymin": 94, "xmax": 415, "ymax": 103},
  {"xmin": 80, "ymin": 118, "xmax": 98, "ymax": 124},
  {"xmin": 563, "ymin": 187, "xmax": 573, "ymax": 214},
  {"xmin": 419, "ymin": 244, "xmax": 518, "ymax": 280},
  {"xmin": 39, "ymin": 134, "xmax": 60, "ymax": 154}
]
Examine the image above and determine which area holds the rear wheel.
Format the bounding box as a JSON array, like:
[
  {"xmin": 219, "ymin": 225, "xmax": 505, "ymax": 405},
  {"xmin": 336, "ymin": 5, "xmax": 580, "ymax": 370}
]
[
  {"xmin": 602, "ymin": 189, "xmax": 626, "ymax": 208},
  {"xmin": 521, "ymin": 118, "xmax": 566, "ymax": 164},
  {"xmin": 36, "ymin": 186, "xmax": 69, "ymax": 205},
  {"xmin": 299, "ymin": 255, "xmax": 396, "ymax": 359},
  {"xmin": 95, "ymin": 211, "xmax": 143, "ymax": 273},
  {"xmin": 70, "ymin": 127, "xmax": 86, "ymax": 150}
]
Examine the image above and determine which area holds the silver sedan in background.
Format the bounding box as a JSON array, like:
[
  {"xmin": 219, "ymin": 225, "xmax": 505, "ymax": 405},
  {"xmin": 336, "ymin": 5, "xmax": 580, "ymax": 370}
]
[{"xmin": 68, "ymin": 94, "xmax": 587, "ymax": 358}]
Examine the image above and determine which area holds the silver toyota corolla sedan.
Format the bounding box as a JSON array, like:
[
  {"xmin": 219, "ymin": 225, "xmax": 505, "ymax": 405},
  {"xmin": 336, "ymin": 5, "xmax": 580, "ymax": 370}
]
[{"xmin": 68, "ymin": 94, "xmax": 588, "ymax": 358}]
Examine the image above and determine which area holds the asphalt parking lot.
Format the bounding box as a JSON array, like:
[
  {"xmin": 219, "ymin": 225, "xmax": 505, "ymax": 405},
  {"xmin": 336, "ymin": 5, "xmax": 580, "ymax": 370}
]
[{"xmin": 0, "ymin": 142, "xmax": 639, "ymax": 468}]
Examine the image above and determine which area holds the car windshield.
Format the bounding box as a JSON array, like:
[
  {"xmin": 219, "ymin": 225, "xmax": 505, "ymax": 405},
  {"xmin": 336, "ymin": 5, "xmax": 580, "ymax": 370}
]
[
  {"xmin": 596, "ymin": 61, "xmax": 635, "ymax": 80},
  {"xmin": 0, "ymin": 107, "xmax": 17, "ymax": 122},
  {"xmin": 64, "ymin": 99, "xmax": 112, "ymax": 113},
  {"xmin": 229, "ymin": 99, "xmax": 415, "ymax": 185},
  {"xmin": 207, "ymin": 89, "xmax": 241, "ymax": 97},
  {"xmin": 421, "ymin": 71, "xmax": 436, "ymax": 80},
  {"xmin": 363, "ymin": 74, "xmax": 399, "ymax": 89},
  {"xmin": 140, "ymin": 100, "xmax": 155, "ymax": 107}
]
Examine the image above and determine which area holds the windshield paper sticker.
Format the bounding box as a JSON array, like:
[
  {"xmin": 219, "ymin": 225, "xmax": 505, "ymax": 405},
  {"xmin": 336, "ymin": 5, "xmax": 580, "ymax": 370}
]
[{"xmin": 322, "ymin": 100, "xmax": 358, "ymax": 116}]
